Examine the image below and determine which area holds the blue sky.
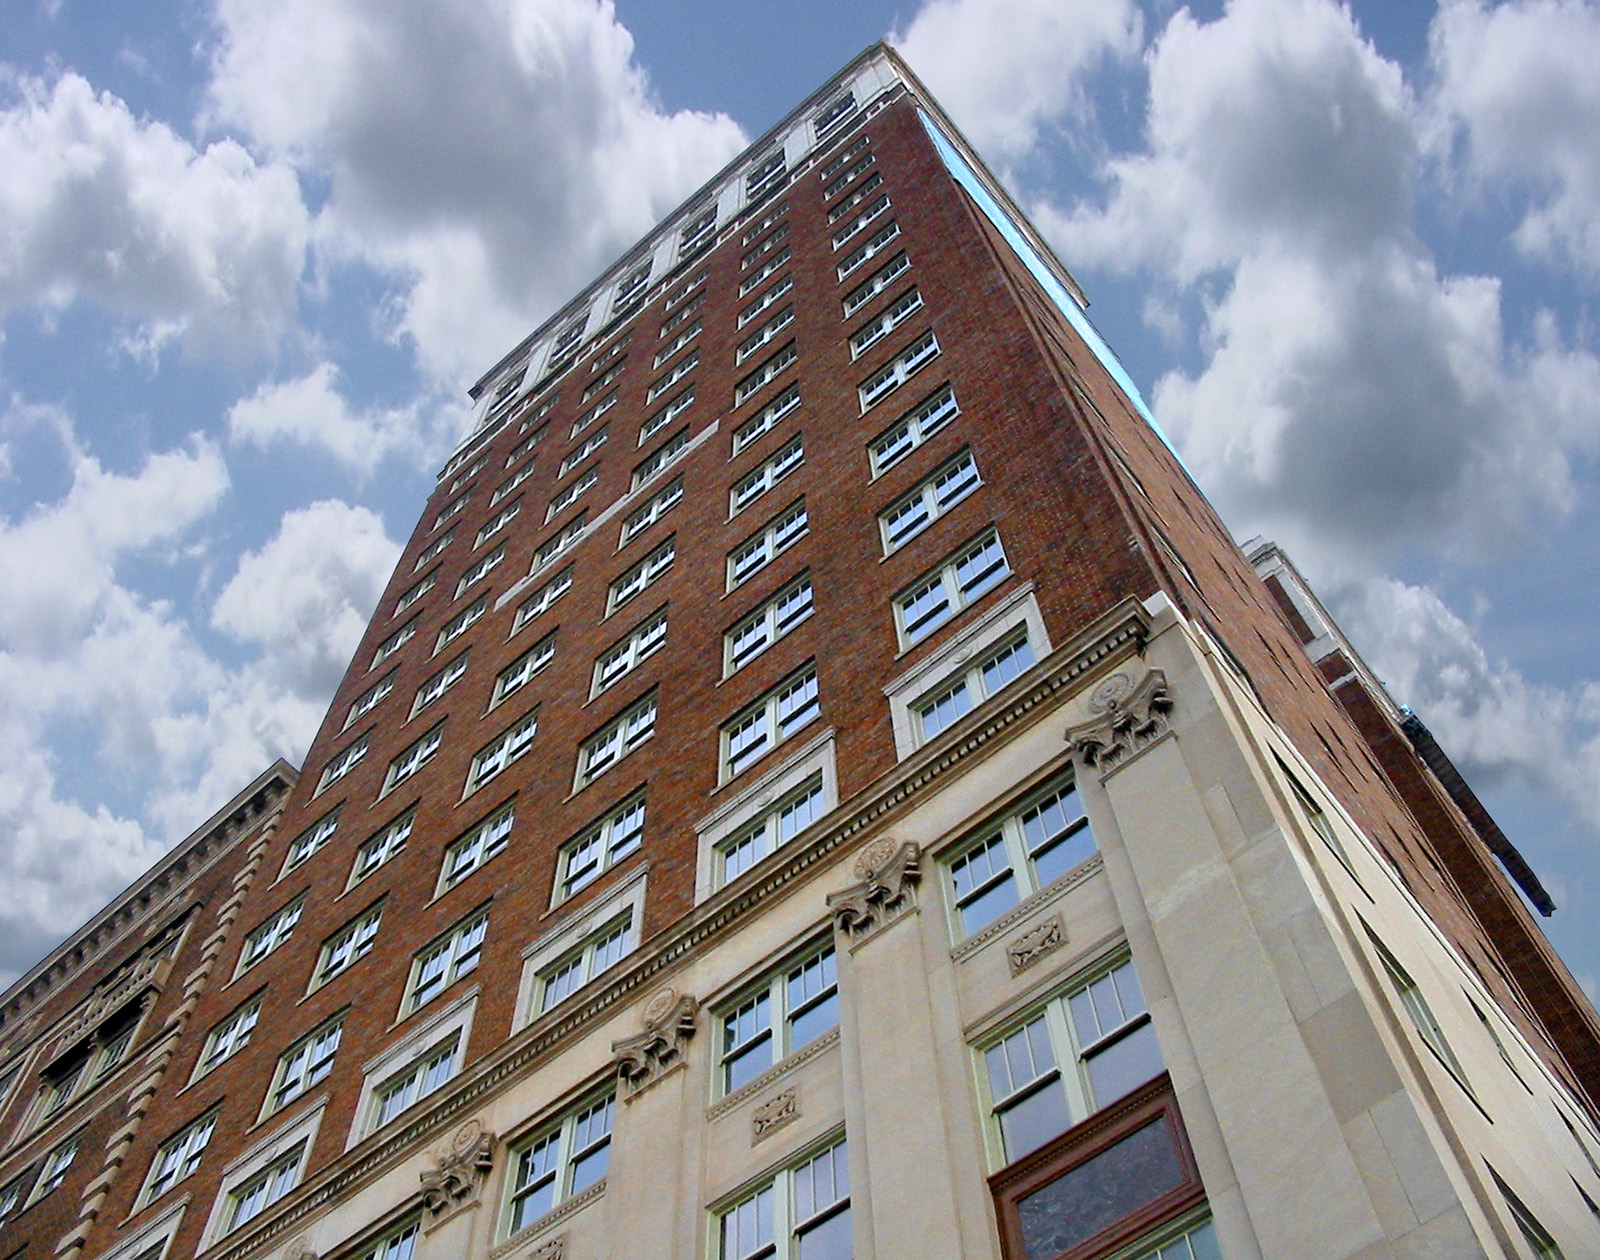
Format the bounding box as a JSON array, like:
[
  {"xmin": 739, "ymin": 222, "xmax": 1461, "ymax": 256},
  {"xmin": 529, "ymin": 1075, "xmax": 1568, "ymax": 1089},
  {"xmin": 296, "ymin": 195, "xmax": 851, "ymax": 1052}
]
[{"xmin": 1, "ymin": 0, "xmax": 1596, "ymax": 1000}]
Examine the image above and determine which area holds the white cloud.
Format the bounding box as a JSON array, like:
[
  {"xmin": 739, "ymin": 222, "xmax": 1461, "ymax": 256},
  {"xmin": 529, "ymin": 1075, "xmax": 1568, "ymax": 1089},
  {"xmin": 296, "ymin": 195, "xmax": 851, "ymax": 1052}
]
[
  {"xmin": 892, "ymin": 0, "xmax": 1141, "ymax": 164},
  {"xmin": 204, "ymin": 0, "xmax": 746, "ymax": 382},
  {"xmin": 0, "ymin": 71, "xmax": 309, "ymax": 354}
]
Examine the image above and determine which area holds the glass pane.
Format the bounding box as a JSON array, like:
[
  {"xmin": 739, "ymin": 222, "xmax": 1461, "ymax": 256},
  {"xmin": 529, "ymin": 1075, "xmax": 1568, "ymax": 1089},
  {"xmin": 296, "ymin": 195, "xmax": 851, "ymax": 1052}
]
[
  {"xmin": 789, "ymin": 991, "xmax": 838, "ymax": 1049},
  {"xmin": 797, "ymin": 1205, "xmax": 853, "ymax": 1260},
  {"xmin": 999, "ymin": 1080, "xmax": 1072, "ymax": 1162},
  {"xmin": 727, "ymin": 1038, "xmax": 774, "ymax": 1092},
  {"xmin": 1085, "ymin": 1020, "xmax": 1164, "ymax": 1107},
  {"xmin": 959, "ymin": 876, "xmax": 1018, "ymax": 935},
  {"xmin": 570, "ymin": 1139, "xmax": 609, "ymax": 1193}
]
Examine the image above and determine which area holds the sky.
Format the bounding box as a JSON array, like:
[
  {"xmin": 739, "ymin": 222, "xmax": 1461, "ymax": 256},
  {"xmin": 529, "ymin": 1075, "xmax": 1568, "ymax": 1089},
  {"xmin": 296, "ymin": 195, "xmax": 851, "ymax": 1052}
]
[{"xmin": 0, "ymin": 0, "xmax": 1596, "ymax": 1001}]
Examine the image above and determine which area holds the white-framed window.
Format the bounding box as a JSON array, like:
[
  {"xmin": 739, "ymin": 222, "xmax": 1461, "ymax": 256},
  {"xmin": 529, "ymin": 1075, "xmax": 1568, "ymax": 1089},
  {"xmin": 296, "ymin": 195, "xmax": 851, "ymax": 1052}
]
[
  {"xmin": 661, "ymin": 292, "xmax": 702, "ymax": 337},
  {"xmin": 582, "ymin": 362, "xmax": 624, "ymax": 401},
  {"xmin": 317, "ymin": 734, "xmax": 368, "ymax": 793},
  {"xmin": 284, "ymin": 809, "xmax": 339, "ymax": 874},
  {"xmin": 239, "ymin": 896, "xmax": 303, "ymax": 973},
  {"xmin": 895, "ymin": 528, "xmax": 1010, "ymax": 646},
  {"xmin": 222, "ymin": 1139, "xmax": 306, "ymax": 1233},
  {"xmin": 612, "ymin": 259, "xmax": 652, "ymax": 317},
  {"xmin": 467, "ymin": 708, "xmax": 539, "ymax": 793},
  {"xmin": 506, "ymin": 428, "xmax": 545, "ymax": 467},
  {"xmin": 394, "ymin": 572, "xmax": 435, "ymax": 615},
  {"xmin": 619, "ymin": 476, "xmax": 682, "ymax": 545},
  {"xmin": 503, "ymin": 1091, "xmax": 614, "ymax": 1237},
  {"xmin": 728, "ymin": 499, "xmax": 807, "ymax": 589},
  {"xmin": 665, "ymin": 269, "xmax": 706, "ymax": 310},
  {"xmin": 436, "ymin": 597, "xmax": 486, "ymax": 655},
  {"xmin": 312, "ymin": 902, "xmax": 383, "ymax": 991},
  {"xmin": 431, "ymin": 492, "xmax": 470, "ymax": 531},
  {"xmin": 813, "ymin": 90, "xmax": 857, "ymax": 139},
  {"xmin": 534, "ymin": 912, "xmax": 633, "ymax": 1014},
  {"xmin": 561, "ymin": 427, "xmax": 608, "ymax": 474},
  {"xmin": 740, "ymin": 245, "xmax": 791, "ymax": 296},
  {"xmin": 592, "ymin": 608, "xmax": 667, "ymax": 696},
  {"xmin": 475, "ymin": 499, "xmax": 521, "ymax": 547},
  {"xmin": 738, "ymin": 273, "xmax": 793, "ymax": 327},
  {"xmin": 717, "ymin": 773, "xmax": 826, "ymax": 887},
  {"xmin": 735, "ymin": 342, "xmax": 797, "ymax": 406},
  {"xmin": 879, "ymin": 448, "xmax": 981, "ymax": 552},
  {"xmin": 979, "ymin": 957, "xmax": 1163, "ymax": 1164},
  {"xmin": 492, "ymin": 457, "xmax": 539, "ymax": 505},
  {"xmin": 716, "ymin": 1138, "xmax": 851, "ymax": 1260},
  {"xmin": 345, "ymin": 674, "xmax": 394, "ymax": 729},
  {"xmin": 143, "ymin": 1109, "xmax": 217, "ymax": 1203},
  {"xmin": 351, "ymin": 809, "xmax": 413, "ymax": 884},
  {"xmin": 589, "ymin": 333, "xmax": 630, "ymax": 375},
  {"xmin": 575, "ymin": 692, "xmax": 657, "ymax": 790},
  {"xmin": 547, "ymin": 317, "xmax": 587, "ymax": 369},
  {"xmin": 745, "ymin": 147, "xmax": 787, "ymax": 201},
  {"xmin": 351, "ymin": 1217, "xmax": 422, "ymax": 1260},
  {"xmin": 413, "ymin": 530, "xmax": 453, "ymax": 573},
  {"xmin": 371, "ymin": 1034, "xmax": 461, "ymax": 1132},
  {"xmin": 742, "ymin": 222, "xmax": 789, "ymax": 270},
  {"xmin": 945, "ymin": 770, "xmax": 1094, "ymax": 936},
  {"xmin": 1369, "ymin": 932, "xmax": 1469, "ymax": 1085},
  {"xmin": 849, "ymin": 286, "xmax": 923, "ymax": 359},
  {"xmin": 721, "ymin": 661, "xmax": 820, "ymax": 782},
  {"xmin": 406, "ymin": 908, "xmax": 489, "ymax": 1014},
  {"xmin": 640, "ymin": 386, "xmax": 694, "ymax": 445},
  {"xmin": 916, "ymin": 631, "xmax": 1034, "ymax": 744},
  {"xmin": 736, "ymin": 307, "xmax": 795, "ymax": 364},
  {"xmin": 33, "ymin": 1132, "xmax": 79, "ymax": 1199},
  {"xmin": 532, "ymin": 515, "xmax": 587, "ymax": 574},
  {"xmin": 456, "ymin": 543, "xmax": 505, "ymax": 594},
  {"xmin": 647, "ymin": 350, "xmax": 698, "ymax": 402},
  {"xmin": 383, "ymin": 724, "xmax": 444, "ymax": 795},
  {"xmin": 827, "ymin": 170, "xmax": 883, "ymax": 223},
  {"xmin": 494, "ymin": 632, "xmax": 556, "ymax": 707},
  {"xmin": 36, "ymin": 1049, "xmax": 88, "ymax": 1120},
  {"xmin": 609, "ymin": 535, "xmax": 675, "ymax": 612},
  {"xmin": 372, "ymin": 621, "xmax": 417, "ymax": 669},
  {"xmin": 730, "ymin": 434, "xmax": 803, "ymax": 516},
  {"xmin": 695, "ymin": 734, "xmax": 837, "ymax": 900},
  {"xmin": 513, "ymin": 566, "xmax": 572, "ymax": 633},
  {"xmin": 632, "ymin": 428, "xmax": 689, "ymax": 488},
  {"xmin": 732, "ymin": 383, "xmax": 801, "ymax": 456},
  {"xmin": 679, "ymin": 207, "xmax": 718, "ymax": 260},
  {"xmin": 196, "ymin": 994, "xmax": 261, "ymax": 1077},
  {"xmin": 441, "ymin": 802, "xmax": 515, "ymax": 892},
  {"xmin": 824, "ymin": 150, "xmax": 876, "ymax": 201},
  {"xmin": 1123, "ymin": 1217, "xmax": 1224, "ymax": 1260},
  {"xmin": 858, "ymin": 330, "xmax": 938, "ymax": 410},
  {"xmin": 869, "ymin": 382, "xmax": 959, "ymax": 475},
  {"xmin": 842, "ymin": 251, "xmax": 910, "ymax": 318},
  {"xmin": 716, "ymin": 938, "xmax": 838, "ymax": 1095},
  {"xmin": 449, "ymin": 452, "xmax": 488, "ymax": 494},
  {"xmin": 836, "ymin": 220, "xmax": 901, "ymax": 281},
  {"xmin": 267, "ymin": 1014, "xmax": 344, "ymax": 1115},
  {"xmin": 725, "ymin": 572, "xmax": 813, "ymax": 675},
  {"xmin": 743, "ymin": 201, "xmax": 789, "ymax": 245},
  {"xmin": 820, "ymin": 132, "xmax": 870, "ymax": 180},
  {"xmin": 412, "ymin": 650, "xmax": 469, "ymax": 717},
  {"xmin": 555, "ymin": 793, "xmax": 645, "ymax": 902},
  {"xmin": 546, "ymin": 467, "xmax": 598, "ymax": 521},
  {"xmin": 653, "ymin": 321, "xmax": 701, "ymax": 367}
]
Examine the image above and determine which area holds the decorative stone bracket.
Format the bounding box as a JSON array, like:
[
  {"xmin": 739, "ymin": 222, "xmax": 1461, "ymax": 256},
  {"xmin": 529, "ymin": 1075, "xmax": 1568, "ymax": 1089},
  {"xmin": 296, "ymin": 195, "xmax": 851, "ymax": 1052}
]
[
  {"xmin": 828, "ymin": 837, "xmax": 921, "ymax": 942},
  {"xmin": 419, "ymin": 1120, "xmax": 496, "ymax": 1220},
  {"xmin": 1065, "ymin": 670, "xmax": 1173, "ymax": 776},
  {"xmin": 612, "ymin": 988, "xmax": 698, "ymax": 1096}
]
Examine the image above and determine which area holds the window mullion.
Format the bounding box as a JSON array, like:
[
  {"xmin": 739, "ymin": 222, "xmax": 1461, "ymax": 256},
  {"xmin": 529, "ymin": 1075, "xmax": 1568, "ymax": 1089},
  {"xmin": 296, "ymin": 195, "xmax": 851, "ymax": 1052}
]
[
  {"xmin": 1002, "ymin": 821, "xmax": 1035, "ymax": 900},
  {"xmin": 1048, "ymin": 1000, "xmax": 1093, "ymax": 1123}
]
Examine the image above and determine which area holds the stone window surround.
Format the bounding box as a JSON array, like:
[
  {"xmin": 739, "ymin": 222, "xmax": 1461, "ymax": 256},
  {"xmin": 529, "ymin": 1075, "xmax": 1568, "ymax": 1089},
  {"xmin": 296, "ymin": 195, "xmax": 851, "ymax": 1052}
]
[
  {"xmin": 346, "ymin": 988, "xmax": 479, "ymax": 1149},
  {"xmin": 513, "ymin": 865, "xmax": 649, "ymax": 1035},
  {"xmin": 199, "ymin": 1101, "xmax": 324, "ymax": 1250}
]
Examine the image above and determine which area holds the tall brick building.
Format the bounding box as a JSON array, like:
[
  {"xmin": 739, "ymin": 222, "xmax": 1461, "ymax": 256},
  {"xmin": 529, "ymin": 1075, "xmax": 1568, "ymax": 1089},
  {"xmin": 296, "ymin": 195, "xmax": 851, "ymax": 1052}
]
[{"xmin": 3, "ymin": 43, "xmax": 1598, "ymax": 1260}]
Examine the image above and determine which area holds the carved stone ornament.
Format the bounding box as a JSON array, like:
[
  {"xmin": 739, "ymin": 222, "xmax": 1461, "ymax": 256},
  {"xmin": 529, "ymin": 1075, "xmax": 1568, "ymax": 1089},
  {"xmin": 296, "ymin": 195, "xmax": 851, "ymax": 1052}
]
[
  {"xmin": 612, "ymin": 988, "xmax": 698, "ymax": 1094},
  {"xmin": 281, "ymin": 1237, "xmax": 319, "ymax": 1260},
  {"xmin": 751, "ymin": 1087, "xmax": 799, "ymax": 1144},
  {"xmin": 1006, "ymin": 916, "xmax": 1066, "ymax": 976},
  {"xmin": 1065, "ymin": 669, "xmax": 1173, "ymax": 774},
  {"xmin": 419, "ymin": 1119, "xmax": 496, "ymax": 1216},
  {"xmin": 827, "ymin": 838, "xmax": 921, "ymax": 941},
  {"xmin": 528, "ymin": 1237, "xmax": 566, "ymax": 1260}
]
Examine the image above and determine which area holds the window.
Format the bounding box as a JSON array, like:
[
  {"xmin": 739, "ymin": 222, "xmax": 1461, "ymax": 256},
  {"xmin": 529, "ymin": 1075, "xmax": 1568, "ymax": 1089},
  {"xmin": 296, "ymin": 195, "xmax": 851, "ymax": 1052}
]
[
  {"xmin": 384, "ymin": 725, "xmax": 444, "ymax": 794},
  {"xmin": 197, "ymin": 995, "xmax": 260, "ymax": 1076},
  {"xmin": 982, "ymin": 958, "xmax": 1164, "ymax": 1163},
  {"xmin": 494, "ymin": 632, "xmax": 556, "ymax": 706},
  {"xmin": 654, "ymin": 321, "xmax": 701, "ymax": 367},
  {"xmin": 532, "ymin": 515, "xmax": 587, "ymax": 573},
  {"xmin": 732, "ymin": 383, "xmax": 802, "ymax": 456},
  {"xmin": 738, "ymin": 273, "xmax": 793, "ymax": 327},
  {"xmin": 546, "ymin": 467, "xmax": 597, "ymax": 521},
  {"xmin": 575, "ymin": 692, "xmax": 657, "ymax": 789},
  {"xmin": 619, "ymin": 476, "xmax": 682, "ymax": 545},
  {"xmin": 570, "ymin": 395, "xmax": 612, "ymax": 437},
  {"xmin": 556, "ymin": 794, "xmax": 645, "ymax": 900},
  {"xmin": 284, "ymin": 809, "xmax": 339, "ymax": 873},
  {"xmin": 407, "ymin": 909, "xmax": 488, "ymax": 1014},
  {"xmin": 547, "ymin": 317, "xmax": 586, "ymax": 369},
  {"xmin": 91, "ymin": 1009, "xmax": 138, "ymax": 1082},
  {"xmin": 647, "ymin": 349, "xmax": 697, "ymax": 401},
  {"xmin": 742, "ymin": 201, "xmax": 789, "ymax": 245},
  {"xmin": 224, "ymin": 1141, "xmax": 304, "ymax": 1232},
  {"xmin": 716, "ymin": 940, "xmax": 838, "ymax": 1094},
  {"xmin": 842, "ymin": 251, "xmax": 910, "ymax": 318},
  {"xmin": 824, "ymin": 151, "xmax": 877, "ymax": 201},
  {"xmin": 725, "ymin": 572, "xmax": 813, "ymax": 675},
  {"xmin": 372, "ymin": 621, "xmax": 417, "ymax": 670},
  {"xmin": 468, "ymin": 708, "xmax": 539, "ymax": 793},
  {"xmin": 456, "ymin": 543, "xmax": 504, "ymax": 594},
  {"xmin": 269, "ymin": 1015, "xmax": 343, "ymax": 1114},
  {"xmin": 640, "ymin": 386, "xmax": 694, "ymax": 444},
  {"xmin": 561, "ymin": 427, "xmax": 608, "ymax": 474},
  {"xmin": 0, "ymin": 1173, "xmax": 27, "ymax": 1222},
  {"xmin": 814, "ymin": 90, "xmax": 857, "ymax": 139},
  {"xmin": 736, "ymin": 307, "xmax": 795, "ymax": 363},
  {"xmin": 679, "ymin": 206, "xmax": 718, "ymax": 260},
  {"xmin": 442, "ymin": 803, "xmax": 515, "ymax": 891},
  {"xmin": 312, "ymin": 903, "xmax": 383, "ymax": 990},
  {"xmin": 144, "ymin": 1110, "xmax": 216, "ymax": 1202},
  {"xmin": 593, "ymin": 608, "xmax": 667, "ymax": 696},
  {"xmin": 915, "ymin": 630, "xmax": 1034, "ymax": 743},
  {"xmin": 665, "ymin": 269, "xmax": 706, "ymax": 310},
  {"xmin": 717, "ymin": 1139, "xmax": 851, "ymax": 1260},
  {"xmin": 721, "ymin": 662, "xmax": 820, "ymax": 781},
  {"xmin": 413, "ymin": 530, "xmax": 452, "ymax": 573},
  {"xmin": 869, "ymin": 382, "xmax": 959, "ymax": 475},
  {"xmin": 449, "ymin": 453, "xmax": 488, "ymax": 493},
  {"xmin": 506, "ymin": 427, "xmax": 545, "ymax": 466},
  {"xmin": 345, "ymin": 674, "xmax": 393, "ymax": 729},
  {"xmin": 731, "ymin": 435, "xmax": 803, "ymax": 515},
  {"xmin": 827, "ymin": 171, "xmax": 884, "ymax": 223},
  {"xmin": 475, "ymin": 499, "xmax": 521, "ymax": 547},
  {"xmin": 513, "ymin": 566, "xmax": 572, "ymax": 632},
  {"xmin": 394, "ymin": 572, "xmax": 435, "ymax": 615},
  {"xmin": 613, "ymin": 260, "xmax": 651, "ymax": 316},
  {"xmin": 504, "ymin": 1092, "xmax": 614, "ymax": 1236},
  {"xmin": 837, "ymin": 218, "xmax": 901, "ymax": 280},
  {"xmin": 353, "ymin": 1218, "xmax": 421, "ymax": 1260},
  {"xmin": 582, "ymin": 361, "xmax": 624, "ymax": 401},
  {"xmin": 735, "ymin": 342, "xmax": 797, "ymax": 406},
  {"xmin": 895, "ymin": 528, "xmax": 1009, "ymax": 646},
  {"xmin": 239, "ymin": 897, "xmax": 303, "ymax": 973},
  {"xmin": 1126, "ymin": 1218, "xmax": 1224, "ymax": 1260},
  {"xmin": 352, "ymin": 809, "xmax": 413, "ymax": 883},
  {"xmin": 535, "ymin": 912, "xmax": 633, "ymax": 1013},
  {"xmin": 879, "ymin": 448, "xmax": 981, "ymax": 552},
  {"xmin": 742, "ymin": 224, "xmax": 789, "ymax": 272},
  {"xmin": 746, "ymin": 149, "xmax": 788, "ymax": 201},
  {"xmin": 372, "ymin": 1037, "xmax": 460, "ymax": 1131},
  {"xmin": 858, "ymin": 329, "xmax": 938, "ymax": 410},
  {"xmin": 821, "ymin": 132, "xmax": 870, "ymax": 178},
  {"xmin": 589, "ymin": 334, "xmax": 629, "ymax": 374},
  {"xmin": 431, "ymin": 493, "xmax": 470, "ymax": 531},
  {"xmin": 412, "ymin": 651, "xmax": 469, "ymax": 716},
  {"xmin": 609, "ymin": 536, "xmax": 675, "ymax": 611},
  {"xmin": 728, "ymin": 499, "xmax": 807, "ymax": 589},
  {"xmin": 849, "ymin": 286, "xmax": 923, "ymax": 359},
  {"xmin": 318, "ymin": 735, "xmax": 368, "ymax": 792},
  {"xmin": 946, "ymin": 772, "xmax": 1094, "ymax": 935},
  {"xmin": 717, "ymin": 774, "xmax": 826, "ymax": 886},
  {"xmin": 492, "ymin": 457, "xmax": 539, "ymax": 505},
  {"xmin": 1371, "ymin": 934, "xmax": 1469, "ymax": 1085},
  {"xmin": 632, "ymin": 428, "xmax": 689, "ymax": 488},
  {"xmin": 34, "ymin": 1135, "xmax": 78, "ymax": 1198},
  {"xmin": 1493, "ymin": 1169, "xmax": 1565, "ymax": 1260},
  {"xmin": 1280, "ymin": 762, "xmax": 1358, "ymax": 875},
  {"xmin": 740, "ymin": 245, "xmax": 791, "ymax": 295}
]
